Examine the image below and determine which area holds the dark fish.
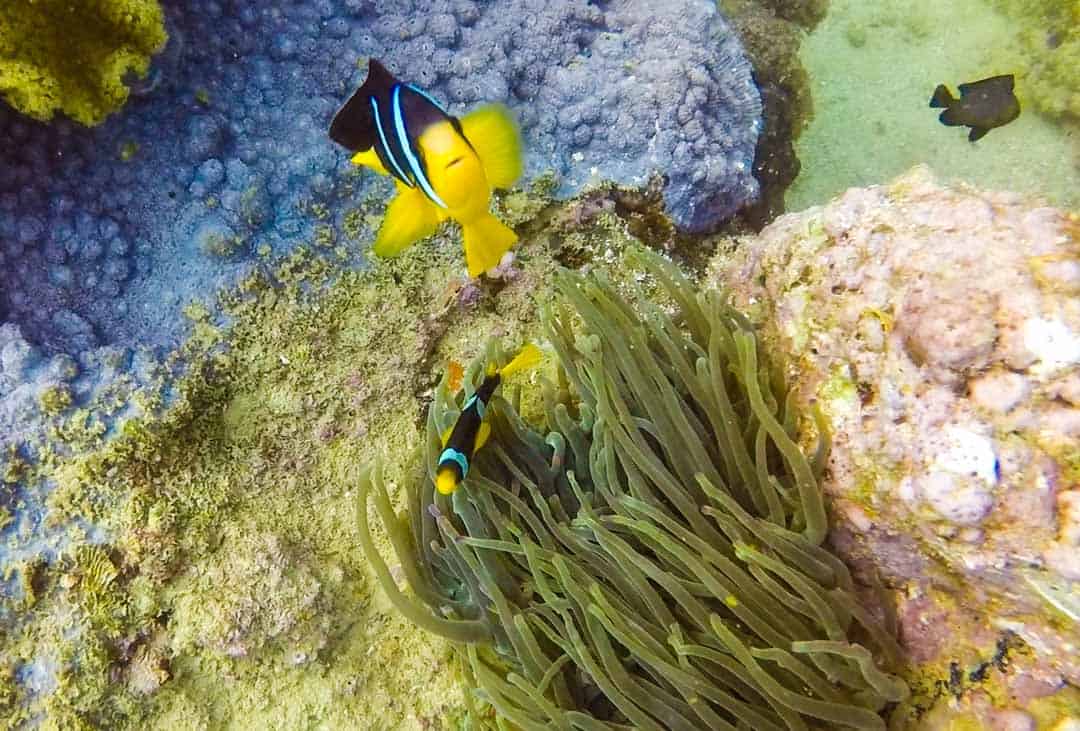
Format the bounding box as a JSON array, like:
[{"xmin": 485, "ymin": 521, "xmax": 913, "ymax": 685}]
[{"xmin": 929, "ymin": 74, "xmax": 1020, "ymax": 142}]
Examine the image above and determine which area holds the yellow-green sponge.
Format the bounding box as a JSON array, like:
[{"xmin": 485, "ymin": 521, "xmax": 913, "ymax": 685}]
[{"xmin": 0, "ymin": 0, "xmax": 167, "ymax": 126}]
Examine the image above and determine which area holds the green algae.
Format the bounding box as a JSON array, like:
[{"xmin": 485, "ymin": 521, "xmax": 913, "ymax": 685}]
[
  {"xmin": 988, "ymin": 0, "xmax": 1080, "ymax": 122},
  {"xmin": 1, "ymin": 178, "xmax": 684, "ymax": 726},
  {"xmin": 0, "ymin": 0, "xmax": 167, "ymax": 125}
]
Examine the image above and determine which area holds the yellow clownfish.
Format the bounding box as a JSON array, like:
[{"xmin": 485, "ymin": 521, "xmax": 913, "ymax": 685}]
[
  {"xmin": 328, "ymin": 59, "xmax": 524, "ymax": 278},
  {"xmin": 435, "ymin": 344, "xmax": 541, "ymax": 496}
]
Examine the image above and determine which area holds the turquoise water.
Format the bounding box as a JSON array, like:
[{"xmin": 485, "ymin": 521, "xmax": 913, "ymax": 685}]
[{"xmin": 791, "ymin": 0, "xmax": 1078, "ymax": 211}]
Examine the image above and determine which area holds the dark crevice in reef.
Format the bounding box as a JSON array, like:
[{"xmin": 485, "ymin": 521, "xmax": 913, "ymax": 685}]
[{"xmin": 723, "ymin": 0, "xmax": 827, "ymax": 231}]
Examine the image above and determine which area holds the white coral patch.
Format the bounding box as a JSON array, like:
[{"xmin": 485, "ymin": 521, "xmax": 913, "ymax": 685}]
[
  {"xmin": 1022, "ymin": 318, "xmax": 1080, "ymax": 373},
  {"xmin": 932, "ymin": 426, "xmax": 999, "ymax": 484}
]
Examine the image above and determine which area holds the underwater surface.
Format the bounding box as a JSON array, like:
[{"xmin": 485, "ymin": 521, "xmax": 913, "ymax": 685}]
[{"xmin": 0, "ymin": 0, "xmax": 1077, "ymax": 728}]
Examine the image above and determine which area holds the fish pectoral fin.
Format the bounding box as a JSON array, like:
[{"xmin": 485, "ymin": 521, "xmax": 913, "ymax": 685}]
[
  {"xmin": 474, "ymin": 420, "xmax": 491, "ymax": 451},
  {"xmin": 373, "ymin": 187, "xmax": 440, "ymax": 258},
  {"xmin": 441, "ymin": 425, "xmax": 453, "ymax": 446},
  {"xmin": 461, "ymin": 213, "xmax": 518, "ymax": 277},
  {"xmin": 968, "ymin": 126, "xmax": 990, "ymax": 142},
  {"xmin": 459, "ymin": 104, "xmax": 524, "ymax": 190},
  {"xmin": 351, "ymin": 148, "xmax": 389, "ymax": 176}
]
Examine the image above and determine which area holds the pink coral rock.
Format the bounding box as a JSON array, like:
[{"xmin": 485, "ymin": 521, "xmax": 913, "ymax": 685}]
[{"xmin": 711, "ymin": 165, "xmax": 1080, "ymax": 718}]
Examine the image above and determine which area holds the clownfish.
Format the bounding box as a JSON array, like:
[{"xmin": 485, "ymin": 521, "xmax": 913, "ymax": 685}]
[
  {"xmin": 435, "ymin": 344, "xmax": 542, "ymax": 496},
  {"xmin": 328, "ymin": 59, "xmax": 524, "ymax": 278}
]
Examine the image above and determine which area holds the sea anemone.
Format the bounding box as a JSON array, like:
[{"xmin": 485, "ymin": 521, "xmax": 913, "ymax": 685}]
[{"xmin": 357, "ymin": 247, "xmax": 907, "ymax": 729}]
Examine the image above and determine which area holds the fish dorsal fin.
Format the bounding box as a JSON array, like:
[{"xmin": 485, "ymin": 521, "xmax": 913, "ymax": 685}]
[
  {"xmin": 459, "ymin": 104, "xmax": 524, "ymax": 190},
  {"xmin": 474, "ymin": 420, "xmax": 492, "ymax": 451},
  {"xmin": 958, "ymin": 74, "xmax": 1014, "ymax": 96},
  {"xmin": 441, "ymin": 425, "xmax": 453, "ymax": 446},
  {"xmin": 329, "ymin": 59, "xmax": 400, "ymax": 151},
  {"xmin": 929, "ymin": 84, "xmax": 954, "ymax": 109},
  {"xmin": 499, "ymin": 343, "xmax": 542, "ymax": 378},
  {"xmin": 365, "ymin": 59, "xmax": 398, "ymax": 90}
]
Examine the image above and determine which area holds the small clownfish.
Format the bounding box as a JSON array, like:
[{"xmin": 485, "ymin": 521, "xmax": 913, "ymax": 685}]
[
  {"xmin": 328, "ymin": 59, "xmax": 524, "ymax": 278},
  {"xmin": 435, "ymin": 344, "xmax": 542, "ymax": 496}
]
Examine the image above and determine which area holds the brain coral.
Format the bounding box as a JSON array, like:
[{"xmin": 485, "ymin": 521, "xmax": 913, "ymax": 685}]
[
  {"xmin": 712, "ymin": 165, "xmax": 1080, "ymax": 723},
  {"xmin": 0, "ymin": 0, "xmax": 167, "ymax": 125}
]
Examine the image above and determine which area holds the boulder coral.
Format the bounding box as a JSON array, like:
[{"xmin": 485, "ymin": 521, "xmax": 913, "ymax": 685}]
[
  {"xmin": 0, "ymin": 0, "xmax": 167, "ymax": 125},
  {"xmin": 712, "ymin": 165, "xmax": 1080, "ymax": 725}
]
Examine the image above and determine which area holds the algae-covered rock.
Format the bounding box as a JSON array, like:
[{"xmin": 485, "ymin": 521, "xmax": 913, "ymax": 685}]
[
  {"xmin": 990, "ymin": 0, "xmax": 1080, "ymax": 122},
  {"xmin": 711, "ymin": 165, "xmax": 1080, "ymax": 723},
  {"xmin": 0, "ymin": 0, "xmax": 167, "ymax": 125},
  {"xmin": 0, "ymin": 178, "xmax": 673, "ymax": 726}
]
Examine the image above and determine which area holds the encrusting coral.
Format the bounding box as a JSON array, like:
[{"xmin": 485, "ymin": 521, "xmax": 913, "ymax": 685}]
[
  {"xmin": 0, "ymin": 0, "xmax": 167, "ymax": 125},
  {"xmin": 358, "ymin": 249, "xmax": 908, "ymax": 728}
]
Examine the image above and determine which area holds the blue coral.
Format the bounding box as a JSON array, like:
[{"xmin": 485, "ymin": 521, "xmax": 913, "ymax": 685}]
[
  {"xmin": 1, "ymin": 0, "xmax": 759, "ymax": 358},
  {"xmin": 0, "ymin": 0, "xmax": 761, "ymax": 574}
]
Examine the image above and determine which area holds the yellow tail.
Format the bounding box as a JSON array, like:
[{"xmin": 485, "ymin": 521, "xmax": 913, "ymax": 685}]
[
  {"xmin": 461, "ymin": 213, "xmax": 517, "ymax": 277},
  {"xmin": 499, "ymin": 343, "xmax": 542, "ymax": 378}
]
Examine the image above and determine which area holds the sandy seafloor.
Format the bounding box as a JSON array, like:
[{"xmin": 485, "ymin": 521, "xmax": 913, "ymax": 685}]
[{"xmin": 789, "ymin": 0, "xmax": 1079, "ymax": 212}]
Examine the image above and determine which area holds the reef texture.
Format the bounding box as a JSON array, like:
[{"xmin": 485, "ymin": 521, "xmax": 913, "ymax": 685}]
[
  {"xmin": 0, "ymin": 0, "xmax": 768, "ymax": 627},
  {"xmin": 711, "ymin": 166, "xmax": 1080, "ymax": 727},
  {"xmin": 990, "ymin": 0, "xmax": 1080, "ymax": 123},
  {"xmin": 719, "ymin": 0, "xmax": 826, "ymax": 226},
  {"xmin": 0, "ymin": 182, "xmax": 702, "ymax": 726},
  {"xmin": 0, "ymin": 0, "xmax": 759, "ymax": 361},
  {"xmin": 359, "ymin": 250, "xmax": 908, "ymax": 729},
  {"xmin": 0, "ymin": 0, "xmax": 167, "ymax": 125}
]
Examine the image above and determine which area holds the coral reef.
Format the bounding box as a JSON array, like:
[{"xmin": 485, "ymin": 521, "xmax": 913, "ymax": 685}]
[
  {"xmin": 358, "ymin": 250, "xmax": 907, "ymax": 728},
  {"xmin": 0, "ymin": 0, "xmax": 759, "ymax": 361},
  {"xmin": 0, "ymin": 185, "xmax": 679, "ymax": 725},
  {"xmin": 0, "ymin": 0, "xmax": 167, "ymax": 125},
  {"xmin": 711, "ymin": 165, "xmax": 1080, "ymax": 724},
  {"xmin": 720, "ymin": 0, "xmax": 826, "ymax": 226},
  {"xmin": 0, "ymin": 0, "xmax": 765, "ymax": 563},
  {"xmin": 989, "ymin": 0, "xmax": 1080, "ymax": 122}
]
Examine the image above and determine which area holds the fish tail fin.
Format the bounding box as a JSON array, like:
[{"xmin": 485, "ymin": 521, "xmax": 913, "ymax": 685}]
[
  {"xmin": 459, "ymin": 104, "xmax": 524, "ymax": 190},
  {"xmin": 461, "ymin": 213, "xmax": 517, "ymax": 277},
  {"xmin": 500, "ymin": 343, "xmax": 542, "ymax": 378},
  {"xmin": 372, "ymin": 185, "xmax": 440, "ymax": 258},
  {"xmin": 929, "ymin": 84, "xmax": 954, "ymax": 109}
]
